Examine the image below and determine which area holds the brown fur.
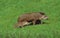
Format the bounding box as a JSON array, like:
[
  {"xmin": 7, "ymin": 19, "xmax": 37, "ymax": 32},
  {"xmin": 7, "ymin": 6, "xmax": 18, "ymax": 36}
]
[{"xmin": 15, "ymin": 12, "xmax": 48, "ymax": 28}]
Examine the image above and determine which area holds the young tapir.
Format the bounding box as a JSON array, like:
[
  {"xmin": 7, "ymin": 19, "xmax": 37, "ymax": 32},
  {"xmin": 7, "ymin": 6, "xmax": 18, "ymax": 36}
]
[{"xmin": 15, "ymin": 12, "xmax": 48, "ymax": 28}]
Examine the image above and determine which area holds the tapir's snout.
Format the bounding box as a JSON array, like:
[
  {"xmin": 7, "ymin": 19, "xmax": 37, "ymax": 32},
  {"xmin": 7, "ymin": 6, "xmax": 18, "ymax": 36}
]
[
  {"xmin": 45, "ymin": 16, "xmax": 48, "ymax": 20},
  {"xmin": 42, "ymin": 15, "xmax": 48, "ymax": 20},
  {"xmin": 46, "ymin": 18, "xmax": 48, "ymax": 20}
]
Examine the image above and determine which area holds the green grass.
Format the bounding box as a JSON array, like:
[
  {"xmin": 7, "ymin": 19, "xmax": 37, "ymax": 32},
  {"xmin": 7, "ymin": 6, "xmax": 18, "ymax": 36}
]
[{"xmin": 0, "ymin": 0, "xmax": 60, "ymax": 38}]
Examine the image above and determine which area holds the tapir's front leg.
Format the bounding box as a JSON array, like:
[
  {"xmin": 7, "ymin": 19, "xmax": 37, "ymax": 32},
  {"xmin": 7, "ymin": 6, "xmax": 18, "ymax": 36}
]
[{"xmin": 32, "ymin": 20, "xmax": 36, "ymax": 25}]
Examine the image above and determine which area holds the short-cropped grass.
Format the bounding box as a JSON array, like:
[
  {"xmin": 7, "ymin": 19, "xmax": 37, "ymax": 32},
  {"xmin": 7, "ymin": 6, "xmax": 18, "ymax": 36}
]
[{"xmin": 0, "ymin": 0, "xmax": 60, "ymax": 38}]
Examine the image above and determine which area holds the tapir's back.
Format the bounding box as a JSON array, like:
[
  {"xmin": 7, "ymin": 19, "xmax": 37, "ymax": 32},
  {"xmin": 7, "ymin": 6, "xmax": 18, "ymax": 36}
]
[{"xmin": 18, "ymin": 12, "xmax": 42, "ymax": 22}]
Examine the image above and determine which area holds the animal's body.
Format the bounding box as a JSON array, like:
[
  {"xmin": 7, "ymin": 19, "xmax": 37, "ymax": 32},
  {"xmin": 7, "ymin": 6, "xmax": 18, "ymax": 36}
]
[{"xmin": 15, "ymin": 12, "xmax": 48, "ymax": 28}]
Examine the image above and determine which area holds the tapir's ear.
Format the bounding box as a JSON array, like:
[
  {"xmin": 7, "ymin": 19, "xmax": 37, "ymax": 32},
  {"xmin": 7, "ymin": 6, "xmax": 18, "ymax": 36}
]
[{"xmin": 39, "ymin": 12, "xmax": 45, "ymax": 15}]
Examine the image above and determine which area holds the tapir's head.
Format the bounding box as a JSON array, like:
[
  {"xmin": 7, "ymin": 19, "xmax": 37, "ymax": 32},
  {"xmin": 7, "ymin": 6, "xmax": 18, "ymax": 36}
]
[{"xmin": 39, "ymin": 12, "xmax": 48, "ymax": 20}]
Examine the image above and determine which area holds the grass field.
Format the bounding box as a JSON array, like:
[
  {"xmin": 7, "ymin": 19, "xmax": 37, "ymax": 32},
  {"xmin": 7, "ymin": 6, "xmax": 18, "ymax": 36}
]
[{"xmin": 0, "ymin": 0, "xmax": 60, "ymax": 38}]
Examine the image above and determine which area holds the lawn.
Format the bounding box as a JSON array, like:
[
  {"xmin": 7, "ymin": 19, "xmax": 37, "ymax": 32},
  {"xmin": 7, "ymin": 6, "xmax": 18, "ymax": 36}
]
[{"xmin": 0, "ymin": 0, "xmax": 60, "ymax": 38}]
